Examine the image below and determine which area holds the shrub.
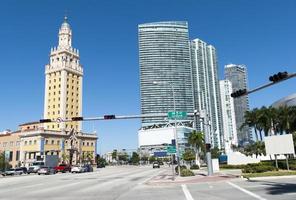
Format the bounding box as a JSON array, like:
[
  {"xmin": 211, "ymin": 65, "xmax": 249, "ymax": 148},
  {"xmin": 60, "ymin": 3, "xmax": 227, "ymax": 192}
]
[
  {"xmin": 175, "ymin": 165, "xmax": 187, "ymax": 174},
  {"xmin": 242, "ymin": 163, "xmax": 276, "ymax": 173},
  {"xmin": 180, "ymin": 169, "xmax": 195, "ymax": 177},
  {"xmin": 190, "ymin": 164, "xmax": 200, "ymax": 170},
  {"xmin": 219, "ymin": 164, "xmax": 246, "ymax": 169}
]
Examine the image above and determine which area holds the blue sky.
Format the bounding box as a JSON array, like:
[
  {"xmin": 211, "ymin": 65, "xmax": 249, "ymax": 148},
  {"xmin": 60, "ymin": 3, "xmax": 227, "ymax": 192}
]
[{"xmin": 0, "ymin": 0, "xmax": 295, "ymax": 154}]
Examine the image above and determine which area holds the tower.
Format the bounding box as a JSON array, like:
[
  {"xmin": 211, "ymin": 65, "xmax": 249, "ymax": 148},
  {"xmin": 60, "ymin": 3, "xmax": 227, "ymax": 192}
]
[
  {"xmin": 44, "ymin": 17, "xmax": 83, "ymax": 131},
  {"xmin": 138, "ymin": 21, "xmax": 194, "ymax": 126},
  {"xmin": 224, "ymin": 64, "xmax": 251, "ymax": 145}
]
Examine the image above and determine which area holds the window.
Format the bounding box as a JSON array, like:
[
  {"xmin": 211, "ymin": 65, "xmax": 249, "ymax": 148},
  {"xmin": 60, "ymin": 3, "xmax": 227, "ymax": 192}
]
[
  {"xmin": 16, "ymin": 141, "xmax": 20, "ymax": 146},
  {"xmin": 29, "ymin": 141, "xmax": 32, "ymax": 145},
  {"xmin": 9, "ymin": 151, "xmax": 13, "ymax": 161},
  {"xmin": 51, "ymin": 140, "xmax": 54, "ymax": 145},
  {"xmin": 83, "ymin": 142, "xmax": 85, "ymax": 146},
  {"xmin": 34, "ymin": 140, "xmax": 37, "ymax": 145},
  {"xmin": 52, "ymin": 125, "xmax": 55, "ymax": 129},
  {"xmin": 54, "ymin": 79, "xmax": 56, "ymax": 82},
  {"xmin": 3, "ymin": 142, "xmax": 7, "ymax": 147},
  {"xmin": 16, "ymin": 151, "xmax": 20, "ymax": 161},
  {"xmin": 54, "ymin": 85, "xmax": 56, "ymax": 89},
  {"xmin": 87, "ymin": 142, "xmax": 89, "ymax": 146},
  {"xmin": 10, "ymin": 141, "xmax": 13, "ymax": 146},
  {"xmin": 45, "ymin": 140, "xmax": 48, "ymax": 145},
  {"xmin": 49, "ymin": 86, "xmax": 51, "ymax": 90},
  {"xmin": 57, "ymin": 140, "xmax": 60, "ymax": 145}
]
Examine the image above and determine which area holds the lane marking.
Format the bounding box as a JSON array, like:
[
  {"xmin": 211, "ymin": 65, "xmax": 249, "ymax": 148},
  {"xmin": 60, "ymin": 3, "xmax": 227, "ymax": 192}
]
[
  {"xmin": 181, "ymin": 184, "xmax": 195, "ymax": 200},
  {"xmin": 227, "ymin": 181, "xmax": 267, "ymax": 200}
]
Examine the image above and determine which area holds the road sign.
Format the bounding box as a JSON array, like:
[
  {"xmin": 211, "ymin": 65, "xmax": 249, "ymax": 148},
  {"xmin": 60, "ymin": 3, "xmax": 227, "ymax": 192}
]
[
  {"xmin": 166, "ymin": 145, "xmax": 176, "ymax": 153},
  {"xmin": 168, "ymin": 111, "xmax": 187, "ymax": 120}
]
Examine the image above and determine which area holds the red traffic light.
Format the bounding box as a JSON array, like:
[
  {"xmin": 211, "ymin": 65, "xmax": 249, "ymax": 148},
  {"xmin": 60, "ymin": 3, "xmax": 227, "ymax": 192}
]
[{"xmin": 104, "ymin": 115, "xmax": 116, "ymax": 120}]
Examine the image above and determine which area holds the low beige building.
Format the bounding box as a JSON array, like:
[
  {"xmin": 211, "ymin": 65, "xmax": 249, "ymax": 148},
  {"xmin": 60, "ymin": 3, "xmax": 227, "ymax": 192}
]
[{"xmin": 0, "ymin": 122, "xmax": 97, "ymax": 168}]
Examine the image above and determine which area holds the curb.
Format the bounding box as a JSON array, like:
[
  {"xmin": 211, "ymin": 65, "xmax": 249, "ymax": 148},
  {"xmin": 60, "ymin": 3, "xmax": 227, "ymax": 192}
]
[{"xmin": 244, "ymin": 175, "xmax": 296, "ymax": 181}]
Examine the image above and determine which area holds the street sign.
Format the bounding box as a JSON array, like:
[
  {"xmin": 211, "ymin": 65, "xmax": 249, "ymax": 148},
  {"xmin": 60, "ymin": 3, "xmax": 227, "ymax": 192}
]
[
  {"xmin": 166, "ymin": 145, "xmax": 176, "ymax": 153},
  {"xmin": 167, "ymin": 111, "xmax": 187, "ymax": 120}
]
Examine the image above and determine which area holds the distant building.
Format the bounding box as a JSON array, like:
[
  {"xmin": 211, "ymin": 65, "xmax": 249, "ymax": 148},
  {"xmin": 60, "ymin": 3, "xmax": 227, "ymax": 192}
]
[
  {"xmin": 219, "ymin": 80, "xmax": 238, "ymax": 153},
  {"xmin": 224, "ymin": 64, "xmax": 251, "ymax": 145},
  {"xmin": 138, "ymin": 21, "xmax": 194, "ymax": 126},
  {"xmin": 138, "ymin": 124, "xmax": 194, "ymax": 156},
  {"xmin": 190, "ymin": 39, "xmax": 223, "ymax": 149},
  {"xmin": 272, "ymin": 93, "xmax": 296, "ymax": 108}
]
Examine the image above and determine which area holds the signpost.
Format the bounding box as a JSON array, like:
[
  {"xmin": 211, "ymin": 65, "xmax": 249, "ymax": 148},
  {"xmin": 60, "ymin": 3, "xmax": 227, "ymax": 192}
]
[
  {"xmin": 166, "ymin": 145, "xmax": 176, "ymax": 154},
  {"xmin": 168, "ymin": 111, "xmax": 187, "ymax": 120}
]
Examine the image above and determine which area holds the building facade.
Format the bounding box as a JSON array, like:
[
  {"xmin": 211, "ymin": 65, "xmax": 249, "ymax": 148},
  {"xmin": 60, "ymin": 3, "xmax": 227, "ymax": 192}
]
[
  {"xmin": 44, "ymin": 17, "xmax": 83, "ymax": 131},
  {"xmin": 190, "ymin": 39, "xmax": 223, "ymax": 149},
  {"xmin": 219, "ymin": 80, "xmax": 238, "ymax": 153},
  {"xmin": 138, "ymin": 21, "xmax": 194, "ymax": 126},
  {"xmin": 224, "ymin": 64, "xmax": 251, "ymax": 145},
  {"xmin": 0, "ymin": 17, "xmax": 97, "ymax": 168}
]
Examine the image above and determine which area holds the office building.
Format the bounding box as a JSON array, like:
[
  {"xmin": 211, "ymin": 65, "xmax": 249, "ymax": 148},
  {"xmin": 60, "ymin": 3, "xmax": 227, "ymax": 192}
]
[
  {"xmin": 219, "ymin": 80, "xmax": 238, "ymax": 153},
  {"xmin": 224, "ymin": 64, "xmax": 251, "ymax": 145},
  {"xmin": 138, "ymin": 21, "xmax": 194, "ymax": 126}
]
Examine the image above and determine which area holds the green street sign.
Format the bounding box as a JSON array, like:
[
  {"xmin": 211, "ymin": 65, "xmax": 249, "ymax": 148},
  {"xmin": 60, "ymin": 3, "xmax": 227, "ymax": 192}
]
[
  {"xmin": 166, "ymin": 145, "xmax": 176, "ymax": 153},
  {"xmin": 168, "ymin": 111, "xmax": 187, "ymax": 120}
]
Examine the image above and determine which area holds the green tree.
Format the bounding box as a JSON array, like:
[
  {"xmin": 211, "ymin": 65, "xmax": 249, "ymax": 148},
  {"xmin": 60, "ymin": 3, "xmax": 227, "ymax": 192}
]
[
  {"xmin": 182, "ymin": 149, "xmax": 195, "ymax": 163},
  {"xmin": 149, "ymin": 156, "xmax": 156, "ymax": 164},
  {"xmin": 210, "ymin": 147, "xmax": 221, "ymax": 159},
  {"xmin": 241, "ymin": 141, "xmax": 266, "ymax": 158},
  {"xmin": 188, "ymin": 130, "xmax": 204, "ymax": 166},
  {"xmin": 130, "ymin": 152, "xmax": 140, "ymax": 165},
  {"xmin": 112, "ymin": 150, "xmax": 117, "ymax": 161},
  {"xmin": 0, "ymin": 152, "xmax": 11, "ymax": 171},
  {"xmin": 118, "ymin": 152, "xmax": 129, "ymax": 164}
]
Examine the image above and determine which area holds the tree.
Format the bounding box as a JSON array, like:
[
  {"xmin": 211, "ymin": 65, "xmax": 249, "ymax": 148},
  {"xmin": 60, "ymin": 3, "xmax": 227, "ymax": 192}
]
[
  {"xmin": 130, "ymin": 152, "xmax": 140, "ymax": 165},
  {"xmin": 118, "ymin": 152, "xmax": 129, "ymax": 164},
  {"xmin": 182, "ymin": 149, "xmax": 195, "ymax": 163},
  {"xmin": 188, "ymin": 130, "xmax": 204, "ymax": 166},
  {"xmin": 241, "ymin": 141, "xmax": 266, "ymax": 158},
  {"xmin": 210, "ymin": 147, "xmax": 221, "ymax": 159},
  {"xmin": 149, "ymin": 156, "xmax": 156, "ymax": 164},
  {"xmin": 0, "ymin": 152, "xmax": 11, "ymax": 171},
  {"xmin": 112, "ymin": 150, "xmax": 117, "ymax": 161}
]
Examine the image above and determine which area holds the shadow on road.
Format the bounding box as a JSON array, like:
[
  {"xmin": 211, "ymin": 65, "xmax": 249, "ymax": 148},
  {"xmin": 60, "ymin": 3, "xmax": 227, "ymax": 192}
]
[{"xmin": 248, "ymin": 180, "xmax": 296, "ymax": 195}]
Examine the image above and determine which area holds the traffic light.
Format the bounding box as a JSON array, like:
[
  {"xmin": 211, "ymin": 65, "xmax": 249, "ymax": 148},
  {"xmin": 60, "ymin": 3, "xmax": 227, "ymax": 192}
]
[
  {"xmin": 231, "ymin": 89, "xmax": 247, "ymax": 98},
  {"xmin": 104, "ymin": 115, "xmax": 116, "ymax": 120},
  {"xmin": 171, "ymin": 139, "xmax": 176, "ymax": 146},
  {"xmin": 39, "ymin": 119, "xmax": 52, "ymax": 123},
  {"xmin": 269, "ymin": 71, "xmax": 288, "ymax": 82},
  {"xmin": 72, "ymin": 117, "xmax": 83, "ymax": 121}
]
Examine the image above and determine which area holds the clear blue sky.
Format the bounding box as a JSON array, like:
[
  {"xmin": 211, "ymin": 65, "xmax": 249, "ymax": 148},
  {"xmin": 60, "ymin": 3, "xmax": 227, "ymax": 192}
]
[{"xmin": 0, "ymin": 0, "xmax": 295, "ymax": 154}]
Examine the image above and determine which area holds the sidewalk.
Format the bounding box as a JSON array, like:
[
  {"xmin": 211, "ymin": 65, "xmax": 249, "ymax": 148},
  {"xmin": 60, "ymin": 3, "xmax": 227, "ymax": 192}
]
[{"xmin": 146, "ymin": 167, "xmax": 240, "ymax": 185}]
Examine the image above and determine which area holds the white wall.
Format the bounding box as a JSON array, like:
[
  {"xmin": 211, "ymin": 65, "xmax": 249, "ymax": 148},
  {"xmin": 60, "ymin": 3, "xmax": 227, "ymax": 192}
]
[{"xmin": 138, "ymin": 127, "xmax": 175, "ymax": 147}]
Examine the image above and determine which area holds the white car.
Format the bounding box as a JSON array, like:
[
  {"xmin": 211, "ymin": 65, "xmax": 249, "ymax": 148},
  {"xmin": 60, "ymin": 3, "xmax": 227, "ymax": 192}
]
[{"xmin": 71, "ymin": 165, "xmax": 85, "ymax": 173}]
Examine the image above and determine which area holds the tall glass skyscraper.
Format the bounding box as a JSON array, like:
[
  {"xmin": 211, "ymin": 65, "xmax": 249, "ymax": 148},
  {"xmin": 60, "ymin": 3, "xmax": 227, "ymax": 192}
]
[
  {"xmin": 224, "ymin": 64, "xmax": 252, "ymax": 145},
  {"xmin": 190, "ymin": 39, "xmax": 223, "ymax": 148},
  {"xmin": 138, "ymin": 21, "xmax": 194, "ymax": 126}
]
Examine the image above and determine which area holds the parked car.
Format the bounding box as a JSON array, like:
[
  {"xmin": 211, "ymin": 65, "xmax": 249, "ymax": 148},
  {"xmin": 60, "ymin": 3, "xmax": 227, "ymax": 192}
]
[
  {"xmin": 71, "ymin": 165, "xmax": 85, "ymax": 173},
  {"xmin": 2, "ymin": 168, "xmax": 23, "ymax": 176},
  {"xmin": 28, "ymin": 162, "xmax": 45, "ymax": 174},
  {"xmin": 152, "ymin": 162, "xmax": 160, "ymax": 168},
  {"xmin": 54, "ymin": 164, "xmax": 71, "ymax": 173},
  {"xmin": 83, "ymin": 164, "xmax": 93, "ymax": 172},
  {"xmin": 38, "ymin": 167, "xmax": 56, "ymax": 175},
  {"xmin": 15, "ymin": 167, "xmax": 27, "ymax": 174}
]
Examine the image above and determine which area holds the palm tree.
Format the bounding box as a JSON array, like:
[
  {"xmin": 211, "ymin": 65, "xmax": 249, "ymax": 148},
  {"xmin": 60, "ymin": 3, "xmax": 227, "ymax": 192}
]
[{"xmin": 188, "ymin": 130, "xmax": 204, "ymax": 167}]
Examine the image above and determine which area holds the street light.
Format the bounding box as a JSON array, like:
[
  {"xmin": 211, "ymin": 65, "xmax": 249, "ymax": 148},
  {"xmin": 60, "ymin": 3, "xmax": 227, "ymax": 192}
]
[{"xmin": 153, "ymin": 81, "xmax": 181, "ymax": 177}]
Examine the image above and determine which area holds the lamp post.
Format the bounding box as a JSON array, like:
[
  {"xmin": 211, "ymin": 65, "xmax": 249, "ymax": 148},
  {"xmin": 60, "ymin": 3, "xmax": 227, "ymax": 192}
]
[{"xmin": 153, "ymin": 81, "xmax": 181, "ymax": 177}]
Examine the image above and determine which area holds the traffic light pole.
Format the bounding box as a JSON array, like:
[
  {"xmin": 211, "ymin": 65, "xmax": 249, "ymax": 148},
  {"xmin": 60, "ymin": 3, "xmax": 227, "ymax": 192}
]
[{"xmin": 232, "ymin": 72, "xmax": 296, "ymax": 98}]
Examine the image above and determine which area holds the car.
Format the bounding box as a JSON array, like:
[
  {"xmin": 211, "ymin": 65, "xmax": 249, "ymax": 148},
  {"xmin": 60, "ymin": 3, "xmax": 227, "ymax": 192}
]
[
  {"xmin": 83, "ymin": 164, "xmax": 93, "ymax": 172},
  {"xmin": 37, "ymin": 167, "xmax": 56, "ymax": 175},
  {"xmin": 15, "ymin": 167, "xmax": 27, "ymax": 174},
  {"xmin": 54, "ymin": 164, "xmax": 71, "ymax": 173},
  {"xmin": 2, "ymin": 169, "xmax": 17, "ymax": 176},
  {"xmin": 152, "ymin": 162, "xmax": 160, "ymax": 168},
  {"xmin": 71, "ymin": 165, "xmax": 85, "ymax": 173}
]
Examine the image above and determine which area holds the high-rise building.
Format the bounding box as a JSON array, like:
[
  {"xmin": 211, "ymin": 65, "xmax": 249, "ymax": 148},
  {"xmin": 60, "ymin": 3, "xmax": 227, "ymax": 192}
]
[
  {"xmin": 190, "ymin": 39, "xmax": 223, "ymax": 149},
  {"xmin": 224, "ymin": 64, "xmax": 251, "ymax": 145},
  {"xmin": 219, "ymin": 80, "xmax": 238, "ymax": 153},
  {"xmin": 44, "ymin": 17, "xmax": 83, "ymax": 131},
  {"xmin": 138, "ymin": 21, "xmax": 194, "ymax": 126}
]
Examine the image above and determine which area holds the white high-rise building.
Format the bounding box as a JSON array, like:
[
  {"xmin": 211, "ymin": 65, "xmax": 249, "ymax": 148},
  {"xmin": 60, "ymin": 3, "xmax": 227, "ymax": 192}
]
[
  {"xmin": 219, "ymin": 80, "xmax": 238, "ymax": 153},
  {"xmin": 190, "ymin": 39, "xmax": 223, "ymax": 149}
]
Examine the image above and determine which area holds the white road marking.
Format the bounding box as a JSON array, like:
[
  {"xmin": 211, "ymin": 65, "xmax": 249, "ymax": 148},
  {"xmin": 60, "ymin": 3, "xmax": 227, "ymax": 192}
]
[
  {"xmin": 181, "ymin": 184, "xmax": 194, "ymax": 200},
  {"xmin": 227, "ymin": 181, "xmax": 267, "ymax": 200}
]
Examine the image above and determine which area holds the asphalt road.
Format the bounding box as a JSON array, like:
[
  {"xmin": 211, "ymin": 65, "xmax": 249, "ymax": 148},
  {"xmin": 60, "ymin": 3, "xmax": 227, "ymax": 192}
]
[{"xmin": 1, "ymin": 166, "xmax": 296, "ymax": 200}]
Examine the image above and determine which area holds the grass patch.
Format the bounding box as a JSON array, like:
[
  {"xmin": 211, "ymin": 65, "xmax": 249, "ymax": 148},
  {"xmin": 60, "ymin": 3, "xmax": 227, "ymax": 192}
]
[{"xmin": 243, "ymin": 170, "xmax": 296, "ymax": 178}]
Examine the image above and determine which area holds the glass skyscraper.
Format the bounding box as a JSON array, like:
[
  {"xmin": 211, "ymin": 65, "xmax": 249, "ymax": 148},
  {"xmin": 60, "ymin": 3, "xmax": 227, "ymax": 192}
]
[
  {"xmin": 224, "ymin": 64, "xmax": 252, "ymax": 145},
  {"xmin": 138, "ymin": 21, "xmax": 194, "ymax": 126}
]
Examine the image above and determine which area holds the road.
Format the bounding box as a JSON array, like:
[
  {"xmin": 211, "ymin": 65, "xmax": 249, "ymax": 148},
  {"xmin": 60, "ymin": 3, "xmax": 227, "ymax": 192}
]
[{"xmin": 1, "ymin": 166, "xmax": 296, "ymax": 200}]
